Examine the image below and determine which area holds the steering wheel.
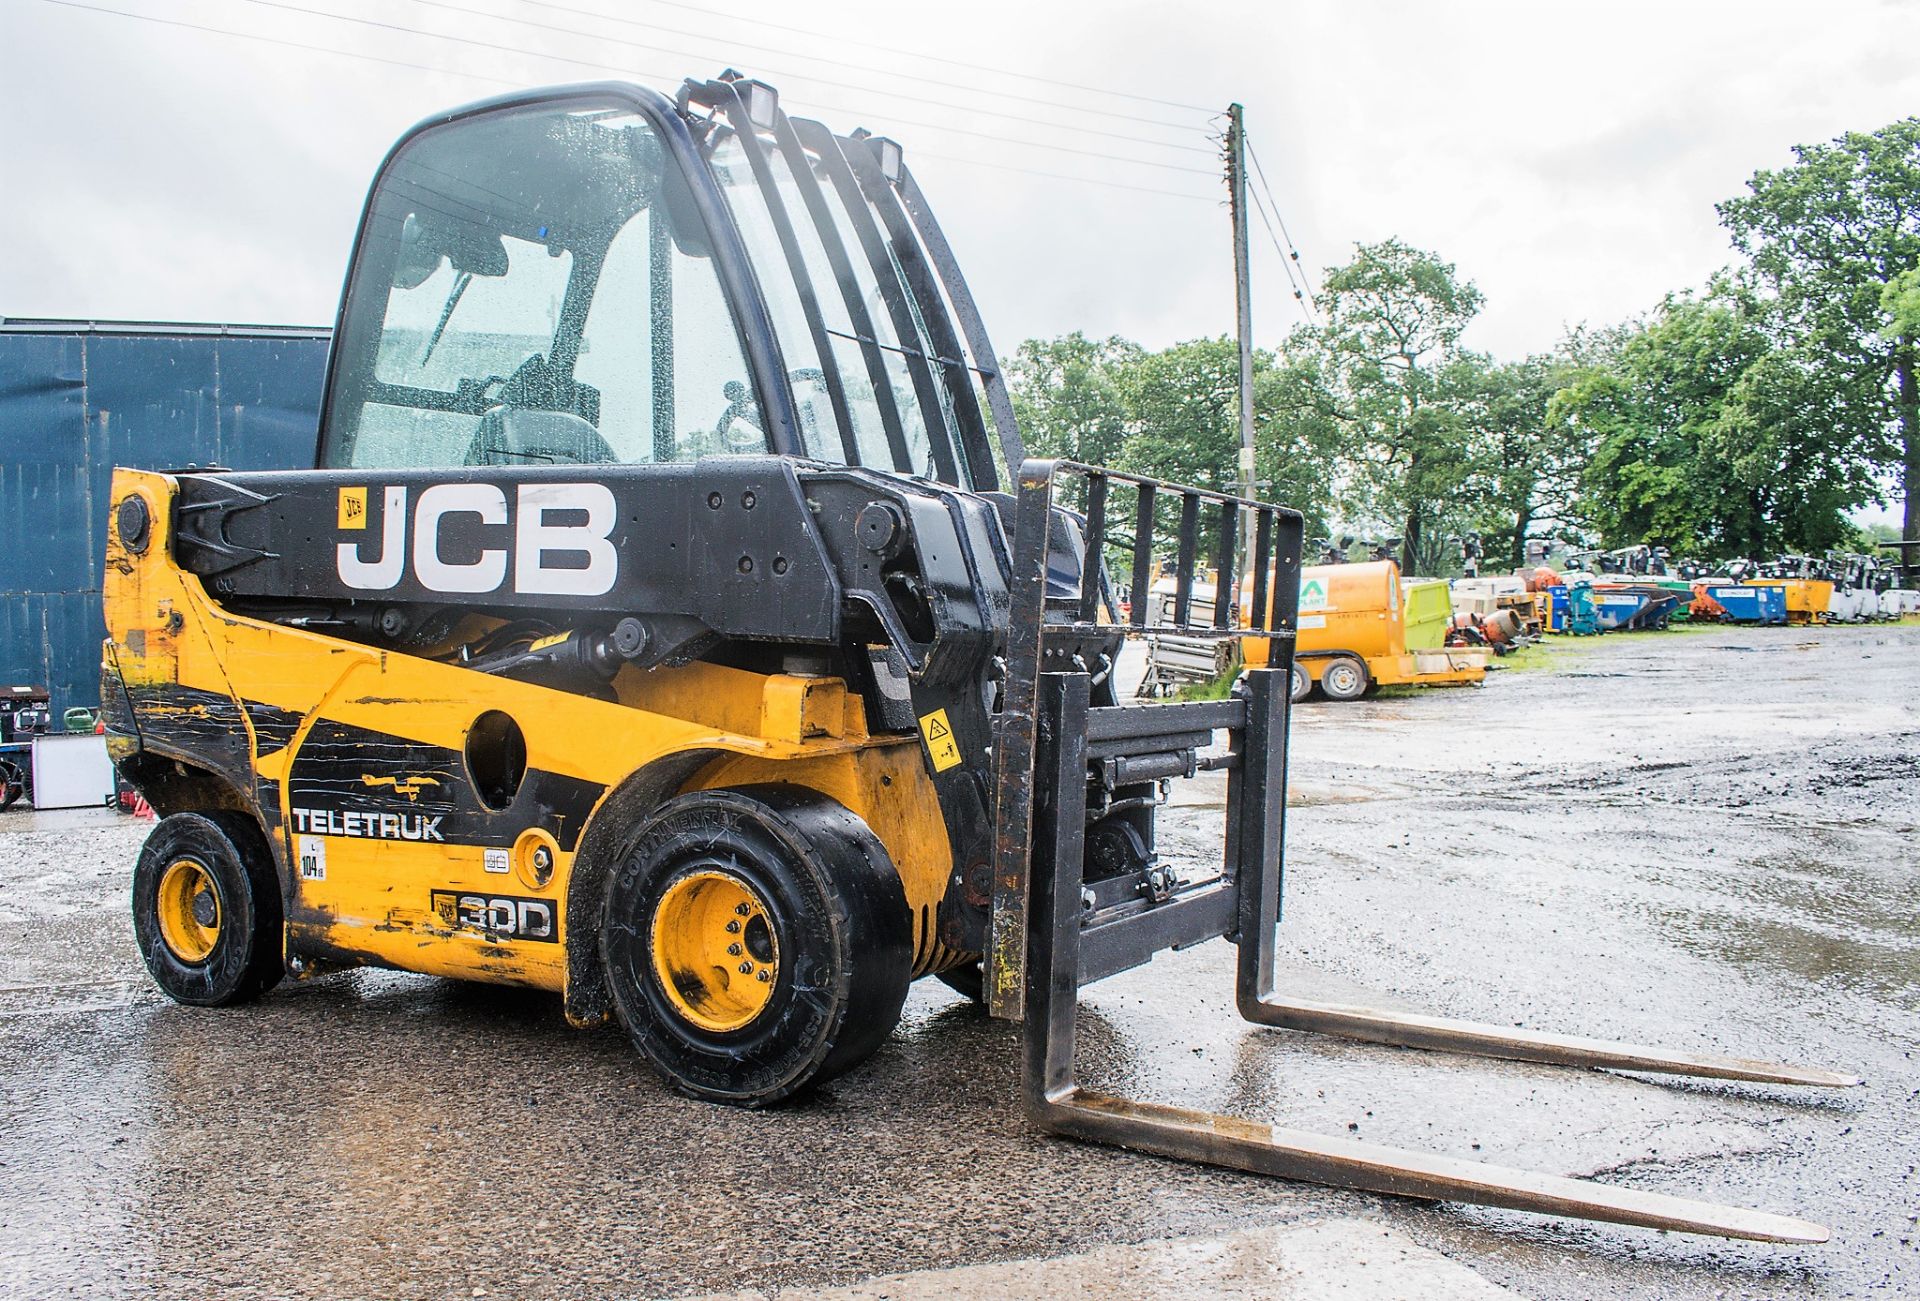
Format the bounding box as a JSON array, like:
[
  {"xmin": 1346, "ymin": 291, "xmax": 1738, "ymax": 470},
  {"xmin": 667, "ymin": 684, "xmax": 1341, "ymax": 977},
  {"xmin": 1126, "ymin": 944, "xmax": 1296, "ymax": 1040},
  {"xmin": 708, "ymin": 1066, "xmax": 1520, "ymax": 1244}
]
[
  {"xmin": 712, "ymin": 370, "xmax": 829, "ymax": 453},
  {"xmin": 713, "ymin": 380, "xmax": 765, "ymax": 452}
]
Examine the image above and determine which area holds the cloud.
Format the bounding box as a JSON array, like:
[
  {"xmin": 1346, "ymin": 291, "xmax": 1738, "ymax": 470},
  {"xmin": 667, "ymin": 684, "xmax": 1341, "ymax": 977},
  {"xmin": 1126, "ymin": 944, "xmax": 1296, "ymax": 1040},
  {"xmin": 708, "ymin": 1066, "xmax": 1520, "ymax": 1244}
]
[{"xmin": 2, "ymin": 0, "xmax": 1916, "ymax": 366}]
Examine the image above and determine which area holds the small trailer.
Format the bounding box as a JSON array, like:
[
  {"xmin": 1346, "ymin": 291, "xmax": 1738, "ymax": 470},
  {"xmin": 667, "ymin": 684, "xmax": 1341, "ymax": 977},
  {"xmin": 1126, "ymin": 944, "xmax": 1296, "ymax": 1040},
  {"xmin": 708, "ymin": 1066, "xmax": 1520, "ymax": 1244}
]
[
  {"xmin": 1587, "ymin": 582, "xmax": 1685, "ymax": 631},
  {"xmin": 1248, "ymin": 560, "xmax": 1487, "ymax": 701}
]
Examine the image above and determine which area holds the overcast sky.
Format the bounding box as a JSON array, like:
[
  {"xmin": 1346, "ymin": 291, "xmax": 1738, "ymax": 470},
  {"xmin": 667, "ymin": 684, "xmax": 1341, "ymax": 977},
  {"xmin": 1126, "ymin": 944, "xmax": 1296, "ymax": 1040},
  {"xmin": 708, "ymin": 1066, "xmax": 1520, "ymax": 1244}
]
[{"xmin": 2, "ymin": 0, "xmax": 1915, "ymax": 369}]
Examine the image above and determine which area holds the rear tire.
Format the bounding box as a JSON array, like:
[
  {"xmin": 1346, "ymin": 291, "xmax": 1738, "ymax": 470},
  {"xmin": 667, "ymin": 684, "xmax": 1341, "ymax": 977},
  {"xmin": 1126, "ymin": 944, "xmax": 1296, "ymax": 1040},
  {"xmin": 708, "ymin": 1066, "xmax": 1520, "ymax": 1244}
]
[
  {"xmin": 1319, "ymin": 655, "xmax": 1370, "ymax": 702},
  {"xmin": 132, "ymin": 811, "xmax": 285, "ymax": 1006},
  {"xmin": 1288, "ymin": 660, "xmax": 1312, "ymax": 704},
  {"xmin": 601, "ymin": 785, "xmax": 912, "ymax": 1107}
]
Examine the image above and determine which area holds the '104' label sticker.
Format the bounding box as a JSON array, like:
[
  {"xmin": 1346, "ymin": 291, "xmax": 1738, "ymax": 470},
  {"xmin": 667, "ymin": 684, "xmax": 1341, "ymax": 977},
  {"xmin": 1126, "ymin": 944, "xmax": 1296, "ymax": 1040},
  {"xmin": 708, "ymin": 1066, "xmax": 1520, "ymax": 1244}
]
[{"xmin": 298, "ymin": 835, "xmax": 326, "ymax": 881}]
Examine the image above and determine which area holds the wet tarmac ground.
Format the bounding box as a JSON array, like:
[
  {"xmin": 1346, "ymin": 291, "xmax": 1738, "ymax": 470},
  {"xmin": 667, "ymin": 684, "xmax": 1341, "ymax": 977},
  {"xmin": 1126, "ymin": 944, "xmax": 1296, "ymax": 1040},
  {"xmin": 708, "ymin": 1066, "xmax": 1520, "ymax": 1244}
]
[{"xmin": 2, "ymin": 624, "xmax": 1916, "ymax": 1298}]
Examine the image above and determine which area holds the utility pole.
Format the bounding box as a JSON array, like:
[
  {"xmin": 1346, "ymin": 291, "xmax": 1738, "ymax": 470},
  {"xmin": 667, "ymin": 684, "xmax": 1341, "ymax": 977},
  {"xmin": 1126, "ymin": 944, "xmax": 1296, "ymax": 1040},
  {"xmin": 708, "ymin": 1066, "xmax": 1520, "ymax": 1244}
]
[{"xmin": 1226, "ymin": 103, "xmax": 1257, "ymax": 505}]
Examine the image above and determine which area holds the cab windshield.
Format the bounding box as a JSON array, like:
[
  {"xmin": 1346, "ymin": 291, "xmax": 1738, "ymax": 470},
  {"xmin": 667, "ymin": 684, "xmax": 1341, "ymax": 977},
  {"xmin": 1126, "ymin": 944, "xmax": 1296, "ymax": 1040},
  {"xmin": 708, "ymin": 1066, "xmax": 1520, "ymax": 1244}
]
[{"xmin": 322, "ymin": 101, "xmax": 764, "ymax": 469}]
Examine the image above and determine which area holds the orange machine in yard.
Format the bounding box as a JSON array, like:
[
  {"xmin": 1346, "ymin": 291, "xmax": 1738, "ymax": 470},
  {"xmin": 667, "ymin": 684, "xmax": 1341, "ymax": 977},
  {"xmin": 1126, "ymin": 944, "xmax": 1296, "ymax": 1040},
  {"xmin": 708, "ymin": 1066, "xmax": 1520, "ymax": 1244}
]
[
  {"xmin": 1749, "ymin": 577, "xmax": 1833, "ymax": 624},
  {"xmin": 1247, "ymin": 559, "xmax": 1487, "ymax": 701}
]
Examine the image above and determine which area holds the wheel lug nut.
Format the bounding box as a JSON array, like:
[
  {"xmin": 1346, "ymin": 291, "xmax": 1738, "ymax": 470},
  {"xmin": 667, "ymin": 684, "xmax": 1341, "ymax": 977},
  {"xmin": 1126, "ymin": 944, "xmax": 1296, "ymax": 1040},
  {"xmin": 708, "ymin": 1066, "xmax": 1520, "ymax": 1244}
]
[
  {"xmin": 756, "ymin": 969, "xmax": 772, "ymax": 983},
  {"xmin": 735, "ymin": 903, "xmax": 751, "ymax": 916},
  {"xmin": 727, "ymin": 943, "xmax": 743, "ymax": 956},
  {"xmin": 726, "ymin": 919, "xmax": 741, "ymax": 933},
  {"xmin": 738, "ymin": 962, "xmax": 753, "ymax": 974}
]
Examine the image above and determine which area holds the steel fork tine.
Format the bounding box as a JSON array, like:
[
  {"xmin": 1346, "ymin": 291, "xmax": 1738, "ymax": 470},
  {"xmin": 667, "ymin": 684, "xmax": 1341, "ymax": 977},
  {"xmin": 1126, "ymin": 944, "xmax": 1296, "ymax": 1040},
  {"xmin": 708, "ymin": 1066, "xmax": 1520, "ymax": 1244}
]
[{"xmin": 1242, "ymin": 996, "xmax": 1861, "ymax": 1088}]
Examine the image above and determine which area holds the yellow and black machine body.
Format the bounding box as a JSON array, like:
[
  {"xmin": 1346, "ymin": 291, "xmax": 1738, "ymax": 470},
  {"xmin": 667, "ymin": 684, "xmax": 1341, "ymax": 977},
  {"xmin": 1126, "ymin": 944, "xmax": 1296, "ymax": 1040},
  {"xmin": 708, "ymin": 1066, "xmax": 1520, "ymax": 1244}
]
[{"xmin": 103, "ymin": 74, "xmax": 1855, "ymax": 1241}]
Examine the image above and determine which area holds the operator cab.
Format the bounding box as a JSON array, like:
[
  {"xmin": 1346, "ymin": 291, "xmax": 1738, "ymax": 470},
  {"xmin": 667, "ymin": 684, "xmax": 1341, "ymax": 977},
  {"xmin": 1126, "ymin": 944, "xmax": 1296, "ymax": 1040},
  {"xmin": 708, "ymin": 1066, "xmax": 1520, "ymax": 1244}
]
[{"xmin": 320, "ymin": 75, "xmax": 1018, "ymax": 493}]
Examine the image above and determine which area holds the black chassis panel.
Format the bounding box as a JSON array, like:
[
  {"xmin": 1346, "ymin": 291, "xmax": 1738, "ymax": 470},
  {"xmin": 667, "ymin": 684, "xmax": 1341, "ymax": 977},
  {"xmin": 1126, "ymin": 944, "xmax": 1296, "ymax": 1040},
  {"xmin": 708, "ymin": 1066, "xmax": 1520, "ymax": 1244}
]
[
  {"xmin": 164, "ymin": 455, "xmax": 1065, "ymax": 961},
  {"xmin": 172, "ymin": 460, "xmax": 843, "ymax": 644}
]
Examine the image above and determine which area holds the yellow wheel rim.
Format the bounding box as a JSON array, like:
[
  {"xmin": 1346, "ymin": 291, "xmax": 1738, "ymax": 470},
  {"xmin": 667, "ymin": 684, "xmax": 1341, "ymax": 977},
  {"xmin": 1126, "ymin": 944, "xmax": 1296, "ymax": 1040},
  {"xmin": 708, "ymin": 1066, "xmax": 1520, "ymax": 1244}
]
[
  {"xmin": 156, "ymin": 858, "xmax": 221, "ymax": 963},
  {"xmin": 650, "ymin": 870, "xmax": 779, "ymax": 1033}
]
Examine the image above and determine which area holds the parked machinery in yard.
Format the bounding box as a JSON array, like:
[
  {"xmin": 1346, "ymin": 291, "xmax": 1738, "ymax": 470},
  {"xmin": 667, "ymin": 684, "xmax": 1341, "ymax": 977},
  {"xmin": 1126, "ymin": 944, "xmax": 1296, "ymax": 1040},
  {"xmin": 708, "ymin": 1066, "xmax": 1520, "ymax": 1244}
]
[
  {"xmin": 1703, "ymin": 582, "xmax": 1789, "ymax": 625},
  {"xmin": 0, "ymin": 685, "xmax": 50, "ymax": 810},
  {"xmin": 1824, "ymin": 553, "xmax": 1892, "ymax": 622},
  {"xmin": 100, "ymin": 75, "xmax": 1857, "ymax": 1243},
  {"xmin": 1134, "ymin": 569, "xmax": 1237, "ymax": 698},
  {"xmin": 1688, "ymin": 580, "xmax": 1731, "ymax": 622},
  {"xmin": 1584, "ymin": 580, "xmax": 1685, "ymax": 631},
  {"xmin": 1564, "ymin": 547, "xmax": 1687, "ymax": 631},
  {"xmin": 1566, "ymin": 543, "xmax": 1673, "ymax": 578},
  {"xmin": 1449, "ymin": 573, "xmax": 1547, "ymax": 638},
  {"xmin": 1522, "ymin": 567, "xmax": 1600, "ymax": 636},
  {"xmin": 1244, "ymin": 560, "xmax": 1487, "ymax": 701},
  {"xmin": 1751, "ymin": 555, "xmax": 1835, "ymax": 624}
]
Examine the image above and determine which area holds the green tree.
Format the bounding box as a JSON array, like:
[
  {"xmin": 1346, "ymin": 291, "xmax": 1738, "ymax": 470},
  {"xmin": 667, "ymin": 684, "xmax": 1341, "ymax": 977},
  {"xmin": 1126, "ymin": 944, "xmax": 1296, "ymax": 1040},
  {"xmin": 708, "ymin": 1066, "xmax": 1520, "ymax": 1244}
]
[
  {"xmin": 1251, "ymin": 351, "xmax": 1340, "ymax": 541},
  {"xmin": 1112, "ymin": 336, "xmax": 1244, "ymax": 489},
  {"xmin": 1450, "ymin": 351, "xmax": 1584, "ymax": 568},
  {"xmin": 1299, "ymin": 239, "xmax": 1485, "ymax": 573},
  {"xmin": 1883, "ymin": 267, "xmax": 1920, "ymax": 341},
  {"xmin": 1004, "ymin": 332, "xmax": 1142, "ymax": 464},
  {"xmin": 1718, "ymin": 117, "xmax": 1920, "ymax": 544},
  {"xmin": 1005, "ymin": 332, "xmax": 1339, "ymax": 558},
  {"xmin": 1113, "ymin": 337, "xmax": 1266, "ymax": 563},
  {"xmin": 1553, "ymin": 294, "xmax": 1765, "ymax": 555},
  {"xmin": 1551, "ymin": 289, "xmax": 1865, "ymax": 558}
]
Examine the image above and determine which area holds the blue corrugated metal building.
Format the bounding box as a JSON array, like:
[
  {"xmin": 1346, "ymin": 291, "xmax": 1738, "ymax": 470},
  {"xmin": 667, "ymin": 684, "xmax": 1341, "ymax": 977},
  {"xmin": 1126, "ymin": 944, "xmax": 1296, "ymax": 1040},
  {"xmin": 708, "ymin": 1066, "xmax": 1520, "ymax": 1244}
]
[{"xmin": 1, "ymin": 319, "xmax": 329, "ymax": 716}]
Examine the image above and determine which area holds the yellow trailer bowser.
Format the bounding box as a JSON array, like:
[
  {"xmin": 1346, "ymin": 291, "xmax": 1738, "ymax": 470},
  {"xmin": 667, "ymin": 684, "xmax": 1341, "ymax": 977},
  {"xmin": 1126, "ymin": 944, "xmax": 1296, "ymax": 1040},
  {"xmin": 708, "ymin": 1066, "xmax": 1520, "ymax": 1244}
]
[{"xmin": 1246, "ymin": 560, "xmax": 1487, "ymax": 701}]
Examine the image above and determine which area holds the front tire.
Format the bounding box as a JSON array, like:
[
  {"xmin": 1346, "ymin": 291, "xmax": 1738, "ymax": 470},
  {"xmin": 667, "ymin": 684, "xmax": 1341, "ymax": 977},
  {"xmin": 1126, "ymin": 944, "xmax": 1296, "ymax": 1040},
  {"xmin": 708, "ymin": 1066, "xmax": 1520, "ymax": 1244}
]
[
  {"xmin": 132, "ymin": 811, "xmax": 285, "ymax": 1006},
  {"xmin": 601, "ymin": 786, "xmax": 912, "ymax": 1107}
]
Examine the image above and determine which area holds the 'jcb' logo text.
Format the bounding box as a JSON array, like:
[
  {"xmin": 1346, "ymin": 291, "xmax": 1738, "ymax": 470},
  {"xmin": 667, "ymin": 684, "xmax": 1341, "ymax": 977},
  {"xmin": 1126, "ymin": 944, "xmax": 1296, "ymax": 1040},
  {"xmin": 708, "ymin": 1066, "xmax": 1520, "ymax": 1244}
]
[{"xmin": 336, "ymin": 484, "xmax": 618, "ymax": 596}]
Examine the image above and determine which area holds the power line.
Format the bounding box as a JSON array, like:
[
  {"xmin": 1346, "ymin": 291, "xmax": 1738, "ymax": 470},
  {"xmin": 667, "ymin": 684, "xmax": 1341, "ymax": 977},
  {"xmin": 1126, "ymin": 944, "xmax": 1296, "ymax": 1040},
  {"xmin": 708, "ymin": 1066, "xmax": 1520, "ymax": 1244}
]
[
  {"xmin": 1245, "ymin": 134, "xmax": 1317, "ymax": 300},
  {"xmin": 212, "ymin": 0, "xmax": 1217, "ymax": 177},
  {"xmin": 912, "ymin": 151, "xmax": 1216, "ymax": 203},
  {"xmin": 36, "ymin": 0, "xmax": 1218, "ymax": 207},
  {"xmin": 1246, "ymin": 183, "xmax": 1315, "ymax": 325},
  {"xmin": 223, "ymin": 0, "xmax": 676, "ymax": 80},
  {"xmin": 39, "ymin": 0, "xmax": 517, "ymax": 86},
  {"xmin": 587, "ymin": 0, "xmax": 1216, "ymax": 117},
  {"xmin": 393, "ymin": 0, "xmax": 1216, "ymax": 158},
  {"xmin": 1246, "ymin": 183, "xmax": 1301, "ymax": 297},
  {"xmin": 494, "ymin": 0, "xmax": 1210, "ymax": 138}
]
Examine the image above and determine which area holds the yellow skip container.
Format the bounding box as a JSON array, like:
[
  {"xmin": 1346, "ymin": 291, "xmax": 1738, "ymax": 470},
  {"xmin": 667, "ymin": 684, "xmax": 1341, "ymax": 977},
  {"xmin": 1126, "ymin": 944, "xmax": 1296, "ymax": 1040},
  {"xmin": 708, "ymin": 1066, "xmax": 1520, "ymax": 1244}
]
[{"xmin": 1747, "ymin": 578, "xmax": 1833, "ymax": 625}]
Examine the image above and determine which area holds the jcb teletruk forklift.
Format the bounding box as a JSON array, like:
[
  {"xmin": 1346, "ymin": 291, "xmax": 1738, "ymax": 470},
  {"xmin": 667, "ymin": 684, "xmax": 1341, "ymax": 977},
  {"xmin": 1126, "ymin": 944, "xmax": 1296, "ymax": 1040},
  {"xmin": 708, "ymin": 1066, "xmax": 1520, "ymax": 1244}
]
[{"xmin": 103, "ymin": 74, "xmax": 1854, "ymax": 1243}]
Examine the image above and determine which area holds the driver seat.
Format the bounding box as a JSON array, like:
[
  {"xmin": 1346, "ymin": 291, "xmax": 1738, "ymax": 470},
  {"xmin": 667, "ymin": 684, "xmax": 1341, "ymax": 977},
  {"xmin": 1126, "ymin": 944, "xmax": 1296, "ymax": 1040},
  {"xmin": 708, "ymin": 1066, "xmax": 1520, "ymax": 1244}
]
[{"xmin": 464, "ymin": 407, "xmax": 616, "ymax": 466}]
